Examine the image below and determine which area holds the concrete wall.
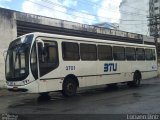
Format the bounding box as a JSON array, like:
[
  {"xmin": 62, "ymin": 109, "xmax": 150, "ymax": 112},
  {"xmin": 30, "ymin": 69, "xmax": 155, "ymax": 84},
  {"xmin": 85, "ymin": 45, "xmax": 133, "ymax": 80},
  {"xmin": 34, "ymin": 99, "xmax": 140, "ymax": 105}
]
[
  {"xmin": 15, "ymin": 12, "xmax": 143, "ymax": 40},
  {"xmin": 0, "ymin": 9, "xmax": 17, "ymax": 88}
]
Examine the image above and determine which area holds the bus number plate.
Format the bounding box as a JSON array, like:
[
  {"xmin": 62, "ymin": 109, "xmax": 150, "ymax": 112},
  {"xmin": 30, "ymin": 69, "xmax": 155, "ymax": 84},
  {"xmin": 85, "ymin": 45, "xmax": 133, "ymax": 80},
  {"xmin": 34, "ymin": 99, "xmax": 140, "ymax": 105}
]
[{"xmin": 66, "ymin": 66, "xmax": 75, "ymax": 71}]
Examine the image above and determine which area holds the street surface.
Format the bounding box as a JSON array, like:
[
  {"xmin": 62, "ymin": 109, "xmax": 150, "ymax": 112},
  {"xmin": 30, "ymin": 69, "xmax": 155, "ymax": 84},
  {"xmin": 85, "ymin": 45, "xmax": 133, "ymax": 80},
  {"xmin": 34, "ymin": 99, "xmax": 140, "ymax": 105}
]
[{"xmin": 0, "ymin": 77, "xmax": 160, "ymax": 120}]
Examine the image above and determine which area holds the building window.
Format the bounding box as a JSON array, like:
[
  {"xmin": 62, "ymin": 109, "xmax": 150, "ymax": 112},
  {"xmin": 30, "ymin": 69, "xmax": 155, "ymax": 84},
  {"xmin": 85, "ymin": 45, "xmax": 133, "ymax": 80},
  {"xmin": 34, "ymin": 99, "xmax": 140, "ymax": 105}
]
[
  {"xmin": 154, "ymin": 0, "xmax": 158, "ymax": 3},
  {"xmin": 154, "ymin": 7, "xmax": 159, "ymax": 10},
  {"xmin": 80, "ymin": 43, "xmax": 97, "ymax": 60}
]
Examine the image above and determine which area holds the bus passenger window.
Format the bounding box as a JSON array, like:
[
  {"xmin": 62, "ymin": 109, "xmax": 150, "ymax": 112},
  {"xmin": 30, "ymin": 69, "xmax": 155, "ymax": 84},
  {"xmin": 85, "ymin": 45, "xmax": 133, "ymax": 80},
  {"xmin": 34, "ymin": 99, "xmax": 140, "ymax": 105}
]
[
  {"xmin": 126, "ymin": 47, "xmax": 136, "ymax": 61},
  {"xmin": 113, "ymin": 46, "xmax": 125, "ymax": 60},
  {"xmin": 62, "ymin": 42, "xmax": 80, "ymax": 60},
  {"xmin": 98, "ymin": 45, "xmax": 112, "ymax": 60},
  {"xmin": 80, "ymin": 43, "xmax": 97, "ymax": 61},
  {"xmin": 136, "ymin": 48, "xmax": 145, "ymax": 60},
  {"xmin": 152, "ymin": 49, "xmax": 156, "ymax": 60},
  {"xmin": 145, "ymin": 49, "xmax": 153, "ymax": 60}
]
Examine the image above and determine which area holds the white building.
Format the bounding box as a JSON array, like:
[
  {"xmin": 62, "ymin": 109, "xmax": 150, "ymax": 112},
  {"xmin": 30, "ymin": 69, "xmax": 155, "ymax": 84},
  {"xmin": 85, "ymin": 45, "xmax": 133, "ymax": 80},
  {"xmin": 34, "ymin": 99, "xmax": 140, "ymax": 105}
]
[{"xmin": 119, "ymin": 0, "xmax": 149, "ymax": 35}]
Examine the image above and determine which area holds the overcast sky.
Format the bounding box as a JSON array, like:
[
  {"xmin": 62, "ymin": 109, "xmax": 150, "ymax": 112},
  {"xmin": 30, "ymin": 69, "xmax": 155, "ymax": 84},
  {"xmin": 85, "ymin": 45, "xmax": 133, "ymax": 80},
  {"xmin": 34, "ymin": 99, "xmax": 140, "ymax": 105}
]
[{"xmin": 0, "ymin": 0, "xmax": 122, "ymax": 24}]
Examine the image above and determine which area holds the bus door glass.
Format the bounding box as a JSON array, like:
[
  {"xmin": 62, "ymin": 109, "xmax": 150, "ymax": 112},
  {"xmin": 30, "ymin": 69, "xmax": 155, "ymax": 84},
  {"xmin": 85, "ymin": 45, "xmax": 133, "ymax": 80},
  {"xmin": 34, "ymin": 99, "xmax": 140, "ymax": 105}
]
[{"xmin": 37, "ymin": 40, "xmax": 59, "ymax": 77}]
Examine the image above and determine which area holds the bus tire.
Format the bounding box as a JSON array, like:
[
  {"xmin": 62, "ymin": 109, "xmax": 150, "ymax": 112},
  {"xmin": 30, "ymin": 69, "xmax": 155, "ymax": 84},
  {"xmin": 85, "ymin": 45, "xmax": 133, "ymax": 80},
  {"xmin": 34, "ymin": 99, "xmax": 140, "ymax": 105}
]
[
  {"xmin": 62, "ymin": 77, "xmax": 77, "ymax": 97},
  {"xmin": 107, "ymin": 83, "xmax": 118, "ymax": 89},
  {"xmin": 128, "ymin": 72, "xmax": 141, "ymax": 87},
  {"xmin": 38, "ymin": 92, "xmax": 51, "ymax": 101}
]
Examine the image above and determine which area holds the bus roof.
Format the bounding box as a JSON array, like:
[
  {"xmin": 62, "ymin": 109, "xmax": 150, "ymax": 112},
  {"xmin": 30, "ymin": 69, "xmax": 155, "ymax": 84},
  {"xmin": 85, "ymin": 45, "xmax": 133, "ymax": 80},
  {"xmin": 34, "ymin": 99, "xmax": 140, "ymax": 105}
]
[{"xmin": 23, "ymin": 32, "xmax": 155, "ymax": 48}]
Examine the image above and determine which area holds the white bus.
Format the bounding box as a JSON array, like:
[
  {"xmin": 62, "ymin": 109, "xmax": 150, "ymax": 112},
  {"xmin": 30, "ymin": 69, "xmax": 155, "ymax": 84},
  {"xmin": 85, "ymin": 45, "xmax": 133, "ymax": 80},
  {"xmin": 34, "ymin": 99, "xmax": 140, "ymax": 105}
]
[{"xmin": 5, "ymin": 32, "xmax": 158, "ymax": 97}]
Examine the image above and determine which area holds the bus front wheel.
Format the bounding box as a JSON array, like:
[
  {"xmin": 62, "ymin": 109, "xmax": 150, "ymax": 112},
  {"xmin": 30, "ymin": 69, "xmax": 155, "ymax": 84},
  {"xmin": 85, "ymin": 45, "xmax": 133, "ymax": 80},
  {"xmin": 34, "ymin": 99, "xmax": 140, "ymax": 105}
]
[{"xmin": 62, "ymin": 78, "xmax": 77, "ymax": 97}]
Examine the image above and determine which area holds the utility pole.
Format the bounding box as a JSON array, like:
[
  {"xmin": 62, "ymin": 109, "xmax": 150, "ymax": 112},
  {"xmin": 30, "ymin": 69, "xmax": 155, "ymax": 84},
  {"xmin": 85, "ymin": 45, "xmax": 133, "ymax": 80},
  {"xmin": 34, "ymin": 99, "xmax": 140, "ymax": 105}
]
[
  {"xmin": 148, "ymin": 15, "xmax": 160, "ymax": 57},
  {"xmin": 154, "ymin": 15, "xmax": 158, "ymax": 55}
]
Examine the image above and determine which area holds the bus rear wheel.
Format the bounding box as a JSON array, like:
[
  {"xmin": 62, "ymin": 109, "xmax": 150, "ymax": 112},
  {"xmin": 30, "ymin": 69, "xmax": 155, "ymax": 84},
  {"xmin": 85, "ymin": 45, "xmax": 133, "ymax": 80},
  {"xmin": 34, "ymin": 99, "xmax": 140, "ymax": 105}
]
[
  {"xmin": 62, "ymin": 78, "xmax": 77, "ymax": 97},
  {"xmin": 128, "ymin": 72, "xmax": 141, "ymax": 87}
]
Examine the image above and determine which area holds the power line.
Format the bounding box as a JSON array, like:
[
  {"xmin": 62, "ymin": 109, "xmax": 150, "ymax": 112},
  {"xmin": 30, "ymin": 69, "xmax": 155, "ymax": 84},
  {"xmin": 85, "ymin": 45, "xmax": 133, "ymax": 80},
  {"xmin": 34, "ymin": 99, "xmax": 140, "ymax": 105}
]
[
  {"xmin": 26, "ymin": 0, "xmax": 98, "ymax": 23},
  {"xmin": 76, "ymin": 0, "xmax": 147, "ymax": 17},
  {"xmin": 120, "ymin": 23, "xmax": 148, "ymax": 25},
  {"xmin": 29, "ymin": 0, "xmax": 148, "ymax": 22},
  {"xmin": 42, "ymin": 0, "xmax": 115, "ymax": 21},
  {"xmin": 79, "ymin": 0, "xmax": 147, "ymax": 12}
]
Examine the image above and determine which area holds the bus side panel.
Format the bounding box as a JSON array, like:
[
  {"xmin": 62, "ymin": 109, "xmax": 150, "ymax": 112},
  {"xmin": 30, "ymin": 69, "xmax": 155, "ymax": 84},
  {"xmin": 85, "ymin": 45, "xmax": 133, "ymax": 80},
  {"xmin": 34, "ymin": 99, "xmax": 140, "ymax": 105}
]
[
  {"xmin": 141, "ymin": 60, "xmax": 158, "ymax": 80},
  {"xmin": 59, "ymin": 40, "xmax": 97, "ymax": 88},
  {"xmin": 59, "ymin": 61, "xmax": 97, "ymax": 87},
  {"xmin": 96, "ymin": 61, "xmax": 133, "ymax": 85}
]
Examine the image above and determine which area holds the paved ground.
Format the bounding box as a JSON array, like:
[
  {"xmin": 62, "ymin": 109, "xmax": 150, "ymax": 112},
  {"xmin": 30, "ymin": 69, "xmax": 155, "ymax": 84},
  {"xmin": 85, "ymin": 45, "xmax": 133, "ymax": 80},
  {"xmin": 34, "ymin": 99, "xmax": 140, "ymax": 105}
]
[{"xmin": 0, "ymin": 77, "xmax": 160, "ymax": 120}]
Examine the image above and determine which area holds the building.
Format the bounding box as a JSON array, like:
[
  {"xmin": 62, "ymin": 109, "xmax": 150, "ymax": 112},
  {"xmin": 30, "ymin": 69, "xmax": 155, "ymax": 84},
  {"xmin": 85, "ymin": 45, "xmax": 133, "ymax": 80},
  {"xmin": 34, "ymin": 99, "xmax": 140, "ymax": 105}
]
[{"xmin": 119, "ymin": 0, "xmax": 149, "ymax": 35}]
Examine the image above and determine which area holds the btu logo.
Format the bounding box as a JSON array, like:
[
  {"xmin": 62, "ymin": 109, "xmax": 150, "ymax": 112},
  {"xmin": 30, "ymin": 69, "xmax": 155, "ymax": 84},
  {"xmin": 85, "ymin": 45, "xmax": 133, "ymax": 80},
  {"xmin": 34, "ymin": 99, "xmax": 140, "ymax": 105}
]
[{"xmin": 104, "ymin": 63, "xmax": 117, "ymax": 72}]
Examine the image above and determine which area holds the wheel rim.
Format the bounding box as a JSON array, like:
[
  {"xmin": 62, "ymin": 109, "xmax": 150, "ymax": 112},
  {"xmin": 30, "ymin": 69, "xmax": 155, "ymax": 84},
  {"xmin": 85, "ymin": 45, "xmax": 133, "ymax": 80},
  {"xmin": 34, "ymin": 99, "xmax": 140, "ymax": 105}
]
[{"xmin": 66, "ymin": 83, "xmax": 74, "ymax": 94}]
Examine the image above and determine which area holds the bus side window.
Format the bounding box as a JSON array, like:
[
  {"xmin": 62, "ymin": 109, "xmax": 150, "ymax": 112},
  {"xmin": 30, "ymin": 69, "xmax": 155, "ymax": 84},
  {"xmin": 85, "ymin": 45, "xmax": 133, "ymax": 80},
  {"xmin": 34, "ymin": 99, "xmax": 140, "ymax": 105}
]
[
  {"xmin": 152, "ymin": 49, "xmax": 156, "ymax": 60},
  {"xmin": 80, "ymin": 43, "xmax": 97, "ymax": 61},
  {"xmin": 145, "ymin": 49, "xmax": 153, "ymax": 60},
  {"xmin": 98, "ymin": 45, "xmax": 112, "ymax": 60},
  {"xmin": 126, "ymin": 47, "xmax": 136, "ymax": 61},
  {"xmin": 62, "ymin": 42, "xmax": 80, "ymax": 61},
  {"xmin": 136, "ymin": 48, "xmax": 145, "ymax": 60},
  {"xmin": 113, "ymin": 46, "xmax": 125, "ymax": 60}
]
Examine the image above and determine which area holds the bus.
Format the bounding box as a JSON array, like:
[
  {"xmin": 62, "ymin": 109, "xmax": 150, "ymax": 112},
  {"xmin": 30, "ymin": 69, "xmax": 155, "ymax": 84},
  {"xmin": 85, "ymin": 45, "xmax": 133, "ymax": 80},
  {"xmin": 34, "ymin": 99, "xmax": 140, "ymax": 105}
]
[{"xmin": 5, "ymin": 32, "xmax": 158, "ymax": 97}]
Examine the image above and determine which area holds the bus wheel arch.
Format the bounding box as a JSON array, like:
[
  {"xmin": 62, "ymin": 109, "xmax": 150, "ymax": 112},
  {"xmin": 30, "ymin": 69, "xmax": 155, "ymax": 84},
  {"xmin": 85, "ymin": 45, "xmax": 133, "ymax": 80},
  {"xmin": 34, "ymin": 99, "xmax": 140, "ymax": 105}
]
[
  {"xmin": 134, "ymin": 70, "xmax": 142, "ymax": 80},
  {"xmin": 62, "ymin": 74, "xmax": 79, "ymax": 97},
  {"xmin": 128, "ymin": 70, "xmax": 142, "ymax": 87}
]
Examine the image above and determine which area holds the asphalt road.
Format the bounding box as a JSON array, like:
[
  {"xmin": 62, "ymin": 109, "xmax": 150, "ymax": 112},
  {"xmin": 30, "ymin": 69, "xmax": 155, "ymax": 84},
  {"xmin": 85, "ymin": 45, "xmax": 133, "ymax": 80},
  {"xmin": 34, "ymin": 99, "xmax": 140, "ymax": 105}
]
[{"xmin": 0, "ymin": 77, "xmax": 160, "ymax": 120}]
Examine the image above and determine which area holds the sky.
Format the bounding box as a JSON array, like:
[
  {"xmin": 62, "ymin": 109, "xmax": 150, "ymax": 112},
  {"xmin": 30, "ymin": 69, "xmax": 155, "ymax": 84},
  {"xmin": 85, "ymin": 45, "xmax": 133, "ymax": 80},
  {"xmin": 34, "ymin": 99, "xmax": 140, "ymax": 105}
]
[{"xmin": 0, "ymin": 0, "xmax": 122, "ymax": 25}]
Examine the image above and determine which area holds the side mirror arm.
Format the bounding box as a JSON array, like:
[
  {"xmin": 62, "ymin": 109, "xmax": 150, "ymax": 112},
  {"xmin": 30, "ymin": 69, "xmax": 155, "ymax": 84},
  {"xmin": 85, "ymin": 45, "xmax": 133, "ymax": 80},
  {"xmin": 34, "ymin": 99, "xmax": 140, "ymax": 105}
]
[
  {"xmin": 36, "ymin": 39, "xmax": 44, "ymax": 48},
  {"xmin": 36, "ymin": 39, "xmax": 45, "ymax": 62}
]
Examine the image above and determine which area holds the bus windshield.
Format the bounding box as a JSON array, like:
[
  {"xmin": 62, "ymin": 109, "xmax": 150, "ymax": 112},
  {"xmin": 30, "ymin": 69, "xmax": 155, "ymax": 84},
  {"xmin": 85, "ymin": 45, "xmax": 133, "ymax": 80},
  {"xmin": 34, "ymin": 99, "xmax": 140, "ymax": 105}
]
[{"xmin": 5, "ymin": 35, "xmax": 33, "ymax": 81}]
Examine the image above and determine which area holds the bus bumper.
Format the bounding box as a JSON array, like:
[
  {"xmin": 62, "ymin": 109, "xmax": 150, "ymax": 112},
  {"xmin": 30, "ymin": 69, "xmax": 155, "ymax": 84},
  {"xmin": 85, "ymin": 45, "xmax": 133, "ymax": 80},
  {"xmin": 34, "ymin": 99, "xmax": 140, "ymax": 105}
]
[{"xmin": 6, "ymin": 80, "xmax": 39, "ymax": 93}]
